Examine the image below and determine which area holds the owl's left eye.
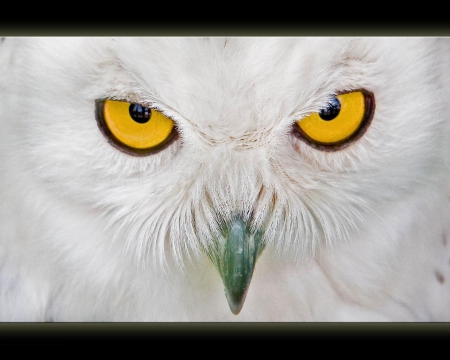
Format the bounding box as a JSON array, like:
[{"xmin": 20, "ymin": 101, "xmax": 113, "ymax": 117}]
[
  {"xmin": 95, "ymin": 99, "xmax": 176, "ymax": 156},
  {"xmin": 294, "ymin": 90, "xmax": 375, "ymax": 150}
]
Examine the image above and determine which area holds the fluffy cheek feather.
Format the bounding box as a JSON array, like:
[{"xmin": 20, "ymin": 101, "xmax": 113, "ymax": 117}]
[
  {"xmin": 3, "ymin": 38, "xmax": 448, "ymax": 275},
  {"xmin": 1, "ymin": 37, "xmax": 450, "ymax": 321}
]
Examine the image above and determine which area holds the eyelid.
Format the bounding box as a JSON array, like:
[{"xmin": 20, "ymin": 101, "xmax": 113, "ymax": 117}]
[
  {"xmin": 95, "ymin": 99, "xmax": 178, "ymax": 157},
  {"xmin": 293, "ymin": 89, "xmax": 375, "ymax": 151}
]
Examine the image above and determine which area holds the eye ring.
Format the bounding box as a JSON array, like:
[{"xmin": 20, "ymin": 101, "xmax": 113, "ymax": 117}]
[
  {"xmin": 95, "ymin": 99, "xmax": 179, "ymax": 157},
  {"xmin": 293, "ymin": 89, "xmax": 375, "ymax": 151}
]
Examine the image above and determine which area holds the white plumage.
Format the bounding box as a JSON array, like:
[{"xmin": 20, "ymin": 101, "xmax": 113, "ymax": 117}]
[{"xmin": 1, "ymin": 37, "xmax": 450, "ymax": 321}]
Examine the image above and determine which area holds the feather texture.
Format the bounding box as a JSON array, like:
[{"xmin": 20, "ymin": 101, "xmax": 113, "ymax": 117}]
[{"xmin": 1, "ymin": 37, "xmax": 450, "ymax": 321}]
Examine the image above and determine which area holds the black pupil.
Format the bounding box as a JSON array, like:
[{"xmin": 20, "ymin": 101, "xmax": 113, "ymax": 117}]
[
  {"xmin": 129, "ymin": 104, "xmax": 151, "ymax": 124},
  {"xmin": 319, "ymin": 96, "xmax": 341, "ymax": 121}
]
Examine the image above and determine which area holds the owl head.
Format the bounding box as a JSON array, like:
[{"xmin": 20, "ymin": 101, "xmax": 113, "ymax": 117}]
[{"xmin": 1, "ymin": 37, "xmax": 449, "ymax": 314}]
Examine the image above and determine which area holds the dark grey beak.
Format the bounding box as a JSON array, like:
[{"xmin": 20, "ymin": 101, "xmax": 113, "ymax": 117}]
[{"xmin": 209, "ymin": 216, "xmax": 265, "ymax": 315}]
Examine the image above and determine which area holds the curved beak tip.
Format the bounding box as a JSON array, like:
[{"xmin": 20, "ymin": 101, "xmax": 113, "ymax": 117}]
[
  {"xmin": 228, "ymin": 300, "xmax": 245, "ymax": 315},
  {"xmin": 225, "ymin": 287, "xmax": 249, "ymax": 315},
  {"xmin": 209, "ymin": 216, "xmax": 265, "ymax": 316}
]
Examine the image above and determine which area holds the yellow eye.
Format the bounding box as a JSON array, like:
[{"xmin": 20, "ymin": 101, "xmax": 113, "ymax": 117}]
[
  {"xmin": 295, "ymin": 90, "xmax": 375, "ymax": 150},
  {"xmin": 95, "ymin": 99, "xmax": 176, "ymax": 156}
]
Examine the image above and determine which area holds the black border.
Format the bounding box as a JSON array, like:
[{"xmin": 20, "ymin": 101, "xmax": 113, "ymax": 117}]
[
  {"xmin": 2, "ymin": 21, "xmax": 450, "ymax": 344},
  {"xmin": 2, "ymin": 323, "xmax": 450, "ymax": 343},
  {"xmin": 1, "ymin": 20, "xmax": 450, "ymax": 36}
]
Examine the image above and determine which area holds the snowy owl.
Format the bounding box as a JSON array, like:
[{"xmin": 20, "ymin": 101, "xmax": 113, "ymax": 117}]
[{"xmin": 1, "ymin": 37, "xmax": 450, "ymax": 322}]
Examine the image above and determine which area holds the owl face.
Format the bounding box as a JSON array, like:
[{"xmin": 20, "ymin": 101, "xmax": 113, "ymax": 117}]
[{"xmin": 6, "ymin": 37, "xmax": 447, "ymax": 313}]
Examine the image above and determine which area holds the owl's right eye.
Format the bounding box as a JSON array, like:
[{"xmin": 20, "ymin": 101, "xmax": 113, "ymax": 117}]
[{"xmin": 95, "ymin": 99, "xmax": 177, "ymax": 156}]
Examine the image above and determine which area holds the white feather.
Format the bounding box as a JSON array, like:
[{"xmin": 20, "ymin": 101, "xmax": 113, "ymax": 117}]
[{"xmin": 1, "ymin": 37, "xmax": 450, "ymax": 321}]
